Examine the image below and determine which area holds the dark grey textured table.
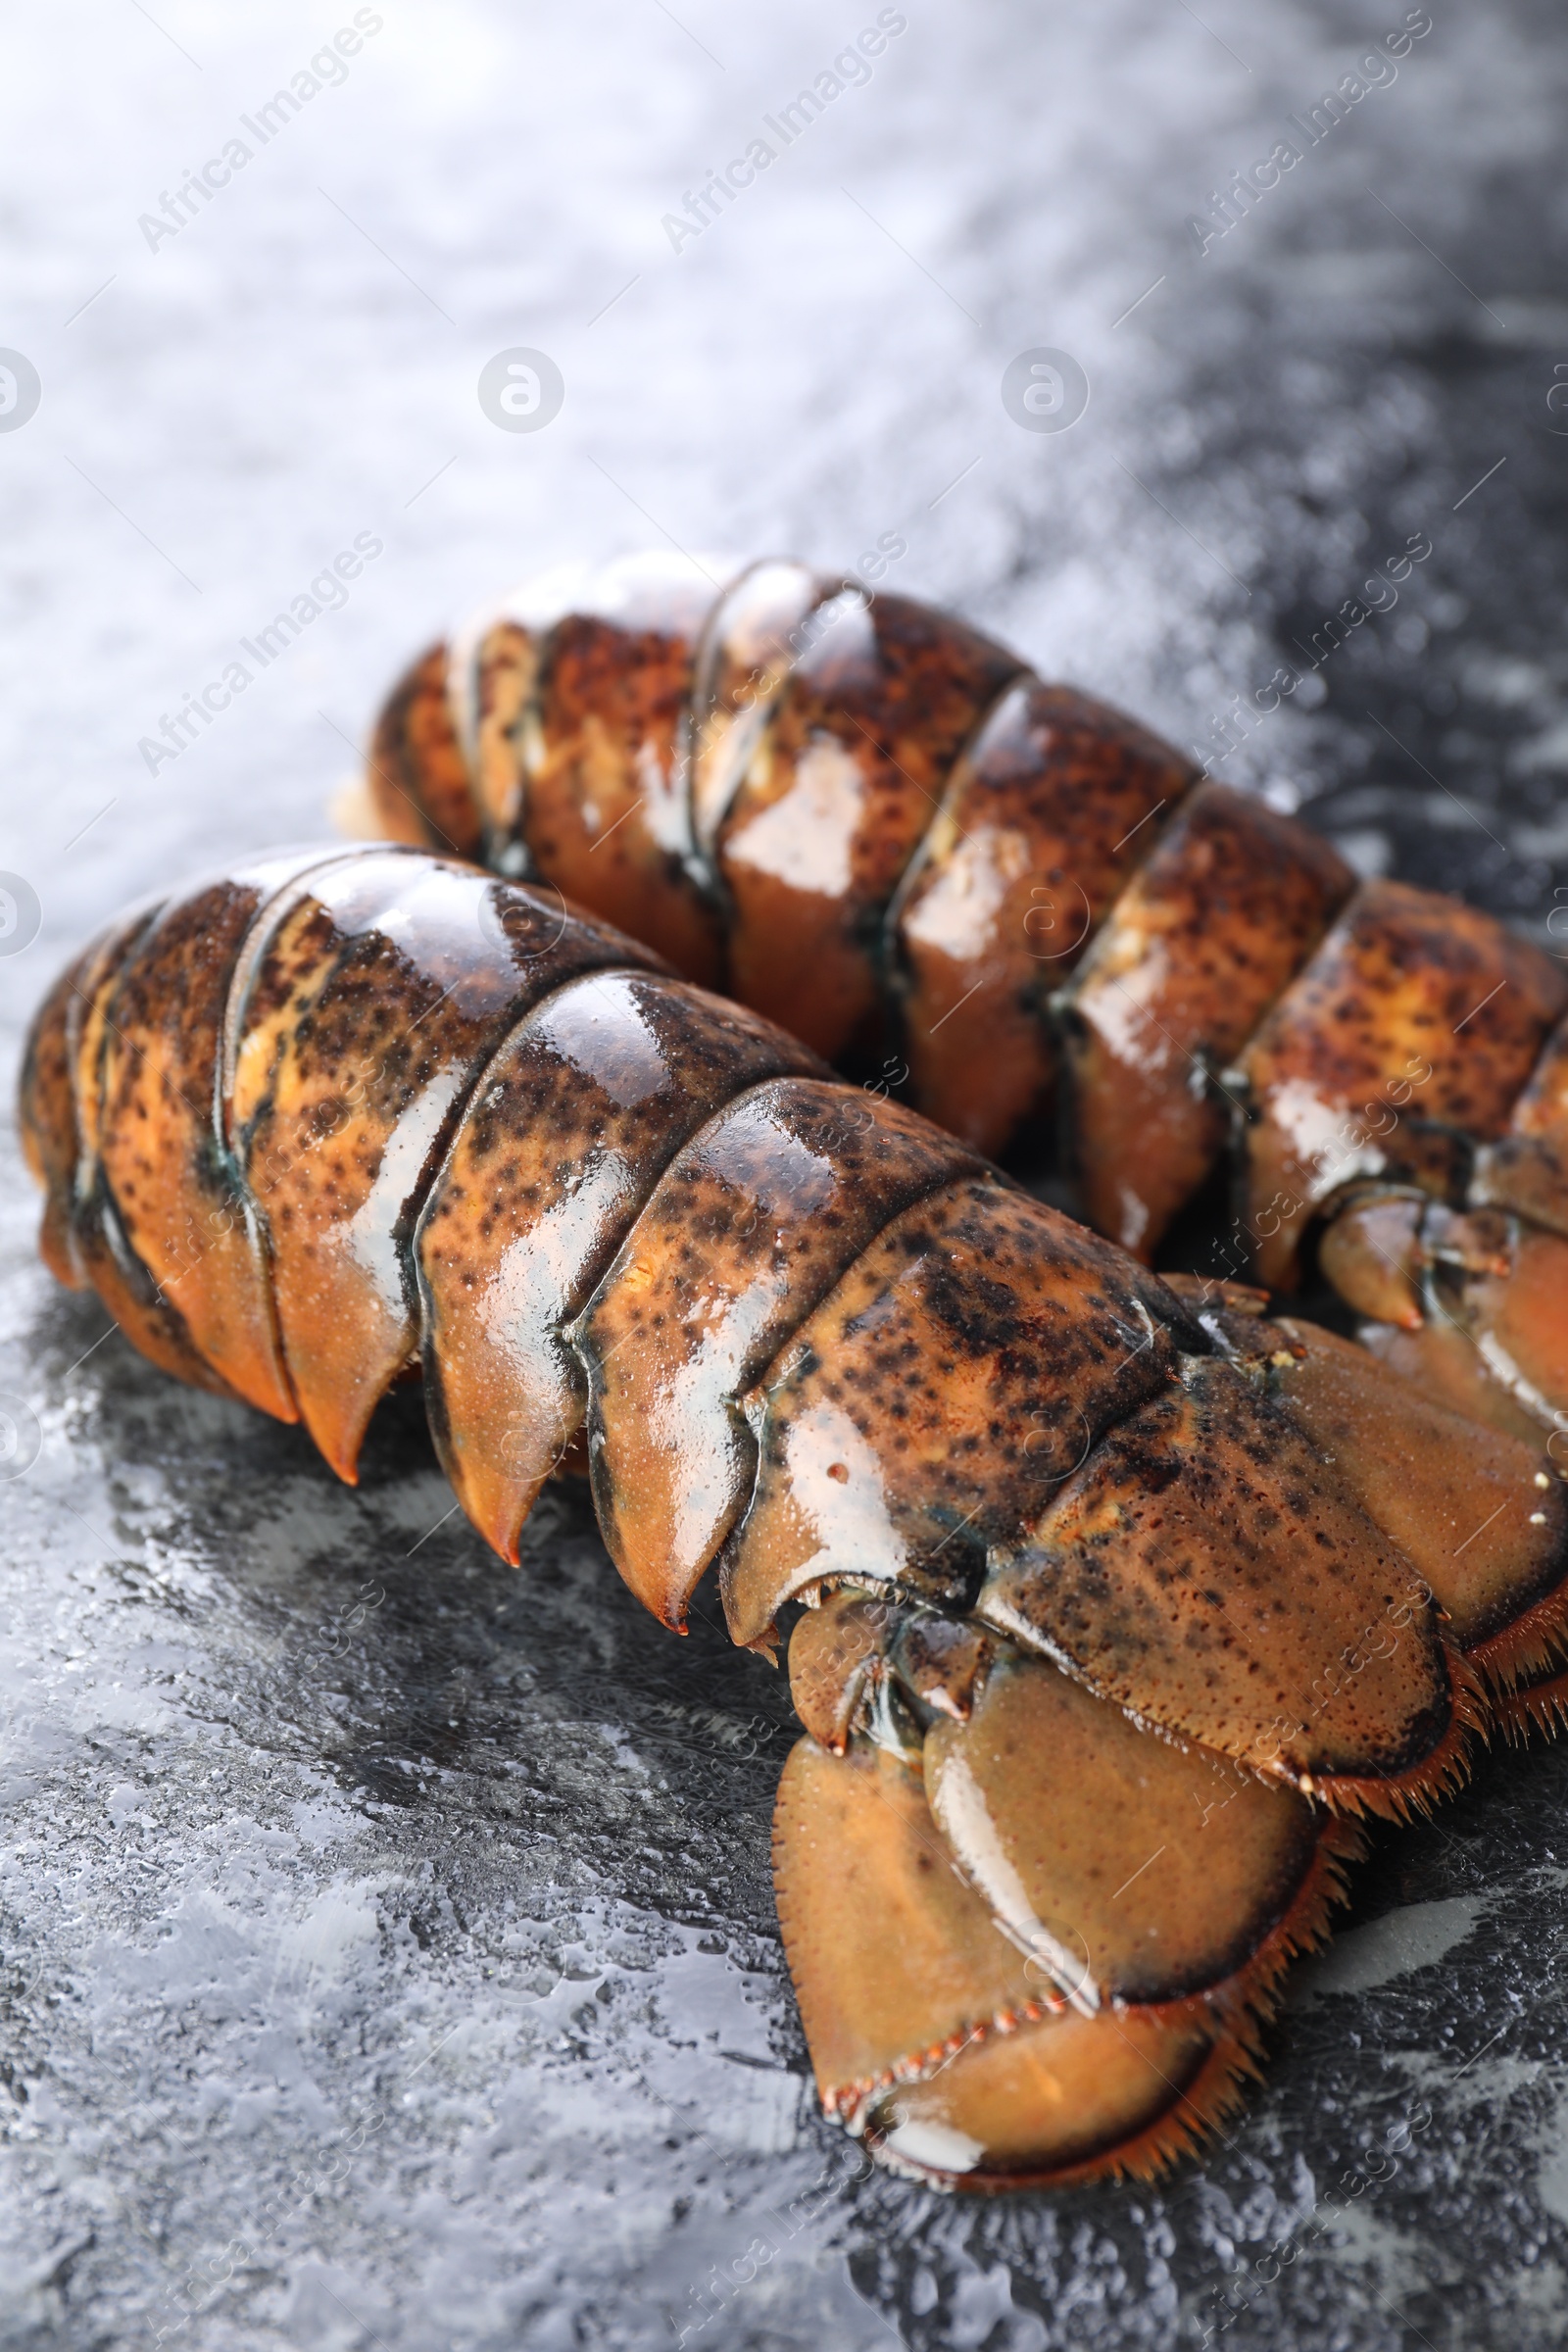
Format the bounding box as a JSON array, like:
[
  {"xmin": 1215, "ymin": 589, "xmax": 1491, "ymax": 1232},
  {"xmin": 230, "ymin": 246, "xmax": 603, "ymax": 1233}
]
[{"xmin": 4, "ymin": 4, "xmax": 1568, "ymax": 2345}]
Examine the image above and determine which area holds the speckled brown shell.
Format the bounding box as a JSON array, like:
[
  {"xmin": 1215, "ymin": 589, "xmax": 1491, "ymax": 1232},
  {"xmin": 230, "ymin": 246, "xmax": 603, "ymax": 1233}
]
[
  {"xmin": 1238, "ymin": 877, "xmax": 1568, "ymax": 1286},
  {"xmin": 37, "ymin": 526, "xmax": 1568, "ymax": 2195},
  {"xmin": 367, "ymin": 562, "xmax": 1568, "ymax": 1289}
]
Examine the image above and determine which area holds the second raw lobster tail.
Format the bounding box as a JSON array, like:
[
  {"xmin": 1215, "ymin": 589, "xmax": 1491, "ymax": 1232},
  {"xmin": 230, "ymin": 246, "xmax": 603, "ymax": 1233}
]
[
  {"xmin": 362, "ymin": 556, "xmax": 1568, "ymax": 1305},
  {"xmin": 21, "ymin": 843, "xmax": 1568, "ymax": 2188}
]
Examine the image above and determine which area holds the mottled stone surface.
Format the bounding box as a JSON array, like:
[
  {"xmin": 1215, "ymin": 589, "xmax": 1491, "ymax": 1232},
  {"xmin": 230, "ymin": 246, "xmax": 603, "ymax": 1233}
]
[{"xmin": 6, "ymin": 1, "xmax": 1568, "ymax": 2345}]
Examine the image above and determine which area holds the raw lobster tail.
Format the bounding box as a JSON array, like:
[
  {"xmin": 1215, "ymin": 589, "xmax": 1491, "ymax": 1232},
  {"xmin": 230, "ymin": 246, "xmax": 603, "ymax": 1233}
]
[
  {"xmin": 363, "ymin": 556, "xmax": 1568, "ymax": 1292},
  {"xmin": 21, "ymin": 845, "xmax": 1568, "ymax": 2188}
]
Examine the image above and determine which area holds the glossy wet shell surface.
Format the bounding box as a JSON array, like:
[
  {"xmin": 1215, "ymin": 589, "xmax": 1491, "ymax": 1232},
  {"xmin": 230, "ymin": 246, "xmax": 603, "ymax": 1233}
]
[
  {"xmin": 713, "ymin": 590, "xmax": 1021, "ymax": 1061},
  {"xmin": 369, "ymin": 643, "xmax": 486, "ymax": 860},
  {"xmin": 371, "ymin": 565, "xmax": 1568, "ymax": 1336},
  {"xmin": 23, "ymin": 840, "xmax": 1568, "ymax": 2211},
  {"xmin": 923, "ymin": 1653, "xmax": 1323, "ymax": 2008},
  {"xmin": 60, "ymin": 897, "xmax": 244, "ymax": 1398},
  {"xmin": 577, "ymin": 1080, "xmax": 979, "ymax": 1626},
  {"xmin": 688, "ymin": 559, "xmax": 829, "ymax": 853},
  {"xmin": 894, "ymin": 682, "xmax": 1198, "ymax": 1155},
  {"xmin": 1265, "ymin": 1315, "xmax": 1568, "ymax": 1660},
  {"xmin": 417, "ymin": 973, "xmax": 817, "ymax": 1564},
  {"xmin": 518, "ymin": 561, "xmax": 726, "ymax": 984},
  {"xmin": 93, "ymin": 853, "xmax": 353, "ymax": 1418},
  {"xmin": 1062, "ymin": 783, "xmax": 1353, "ymax": 1256},
  {"xmin": 719, "ymin": 1175, "xmax": 1201, "ymax": 1643},
  {"xmin": 1240, "ymin": 878, "xmax": 1568, "ymax": 1286},
  {"xmin": 771, "ymin": 1737, "xmax": 1235, "ymax": 2187},
  {"xmin": 980, "ymin": 1355, "xmax": 1455, "ymax": 1806},
  {"xmin": 228, "ymin": 853, "xmax": 657, "ymax": 1478}
]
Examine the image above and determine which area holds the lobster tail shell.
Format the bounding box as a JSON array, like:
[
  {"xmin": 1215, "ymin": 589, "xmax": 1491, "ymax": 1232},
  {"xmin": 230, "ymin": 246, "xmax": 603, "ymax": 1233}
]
[
  {"xmin": 366, "ymin": 560, "xmax": 1568, "ymax": 1290},
  {"xmin": 24, "ymin": 834, "xmax": 1568, "ymax": 2191},
  {"xmin": 28, "ymin": 555, "xmax": 1568, "ymax": 2192}
]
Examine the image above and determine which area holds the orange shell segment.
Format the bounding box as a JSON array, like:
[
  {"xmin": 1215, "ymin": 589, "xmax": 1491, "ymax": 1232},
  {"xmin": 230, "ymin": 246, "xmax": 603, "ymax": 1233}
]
[
  {"xmin": 716, "ymin": 591, "xmax": 1021, "ymax": 1062},
  {"xmin": 893, "ymin": 681, "xmax": 1198, "ymax": 1158},
  {"xmin": 720, "ymin": 1177, "xmax": 1197, "ymax": 1643},
  {"xmin": 1238, "ymin": 879, "xmax": 1568, "ymax": 1286},
  {"xmin": 579, "ymin": 1080, "xmax": 977, "ymax": 1628},
  {"xmin": 229, "ymin": 854, "xmax": 655, "ymax": 1482},
  {"xmin": 925, "ymin": 1653, "xmax": 1321, "ymax": 2010},
  {"xmin": 417, "ymin": 973, "xmax": 813, "ymax": 1563},
  {"xmin": 980, "ymin": 1355, "xmax": 1461, "ymax": 1815},
  {"xmin": 1062, "ymin": 782, "xmax": 1351, "ymax": 1258}
]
